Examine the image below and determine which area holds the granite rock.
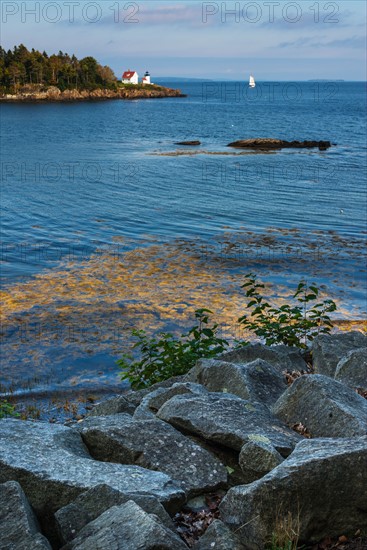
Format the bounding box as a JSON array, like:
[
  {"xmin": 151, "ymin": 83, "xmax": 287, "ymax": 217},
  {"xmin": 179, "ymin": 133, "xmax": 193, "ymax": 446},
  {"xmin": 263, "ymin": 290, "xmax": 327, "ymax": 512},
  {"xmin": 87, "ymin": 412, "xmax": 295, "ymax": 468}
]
[
  {"xmin": 61, "ymin": 500, "xmax": 188, "ymax": 549},
  {"xmin": 239, "ymin": 440, "xmax": 284, "ymax": 483},
  {"xmin": 79, "ymin": 414, "xmax": 227, "ymax": 496},
  {"xmin": 0, "ymin": 481, "xmax": 51, "ymax": 550},
  {"xmin": 220, "ymin": 437, "xmax": 367, "ymax": 548},
  {"xmin": 55, "ymin": 484, "xmax": 174, "ymax": 545},
  {"xmin": 273, "ymin": 374, "xmax": 367, "ymax": 437},
  {"xmin": 0, "ymin": 419, "xmax": 185, "ymax": 517},
  {"xmin": 157, "ymin": 393, "xmax": 301, "ymax": 456},
  {"xmin": 312, "ymin": 332, "xmax": 367, "ymax": 378},
  {"xmin": 334, "ymin": 347, "xmax": 367, "ymax": 389},
  {"xmin": 191, "ymin": 358, "xmax": 287, "ymax": 407}
]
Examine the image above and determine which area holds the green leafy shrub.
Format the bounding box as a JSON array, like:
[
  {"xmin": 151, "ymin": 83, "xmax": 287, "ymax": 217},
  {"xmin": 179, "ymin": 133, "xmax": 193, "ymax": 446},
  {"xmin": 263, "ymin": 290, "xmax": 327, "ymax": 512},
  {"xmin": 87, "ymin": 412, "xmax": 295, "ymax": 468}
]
[
  {"xmin": 238, "ymin": 273, "xmax": 336, "ymax": 349},
  {"xmin": 118, "ymin": 276, "xmax": 336, "ymax": 388},
  {"xmin": 118, "ymin": 309, "xmax": 229, "ymax": 389},
  {"xmin": 0, "ymin": 399, "xmax": 19, "ymax": 419}
]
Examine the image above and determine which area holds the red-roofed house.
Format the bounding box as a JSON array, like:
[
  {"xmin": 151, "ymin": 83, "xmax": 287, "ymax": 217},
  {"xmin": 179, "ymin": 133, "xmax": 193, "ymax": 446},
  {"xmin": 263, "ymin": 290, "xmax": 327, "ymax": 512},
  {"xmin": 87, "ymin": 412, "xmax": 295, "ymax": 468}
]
[{"xmin": 122, "ymin": 70, "xmax": 139, "ymax": 85}]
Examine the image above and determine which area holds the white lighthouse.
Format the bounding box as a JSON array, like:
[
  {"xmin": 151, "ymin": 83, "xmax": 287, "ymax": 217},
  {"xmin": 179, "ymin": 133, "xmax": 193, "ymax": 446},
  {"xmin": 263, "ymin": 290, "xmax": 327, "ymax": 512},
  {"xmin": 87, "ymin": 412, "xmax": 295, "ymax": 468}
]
[{"xmin": 142, "ymin": 71, "xmax": 151, "ymax": 85}]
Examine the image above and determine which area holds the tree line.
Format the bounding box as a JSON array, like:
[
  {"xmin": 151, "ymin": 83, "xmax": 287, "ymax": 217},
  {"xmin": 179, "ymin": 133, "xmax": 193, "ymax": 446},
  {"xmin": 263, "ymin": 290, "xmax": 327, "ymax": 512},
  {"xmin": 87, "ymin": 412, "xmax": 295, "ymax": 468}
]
[{"xmin": 0, "ymin": 45, "xmax": 117, "ymax": 93}]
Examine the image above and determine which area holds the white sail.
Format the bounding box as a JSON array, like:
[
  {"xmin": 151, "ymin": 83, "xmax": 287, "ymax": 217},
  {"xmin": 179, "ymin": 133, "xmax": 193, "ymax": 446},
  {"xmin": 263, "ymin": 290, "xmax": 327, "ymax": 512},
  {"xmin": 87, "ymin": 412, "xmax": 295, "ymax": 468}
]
[{"xmin": 249, "ymin": 75, "xmax": 255, "ymax": 88}]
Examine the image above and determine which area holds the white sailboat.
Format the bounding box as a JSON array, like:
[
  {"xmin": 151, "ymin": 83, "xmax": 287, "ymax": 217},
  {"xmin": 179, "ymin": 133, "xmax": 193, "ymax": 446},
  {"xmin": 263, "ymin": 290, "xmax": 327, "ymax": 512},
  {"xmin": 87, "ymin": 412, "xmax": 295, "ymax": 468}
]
[{"xmin": 249, "ymin": 75, "xmax": 256, "ymax": 88}]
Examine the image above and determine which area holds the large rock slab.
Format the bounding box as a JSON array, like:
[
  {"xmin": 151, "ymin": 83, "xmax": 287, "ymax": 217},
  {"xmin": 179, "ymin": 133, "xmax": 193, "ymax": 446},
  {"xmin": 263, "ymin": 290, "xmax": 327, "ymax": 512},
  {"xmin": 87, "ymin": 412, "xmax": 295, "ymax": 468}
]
[
  {"xmin": 61, "ymin": 500, "xmax": 188, "ymax": 550},
  {"xmin": 0, "ymin": 481, "xmax": 51, "ymax": 550},
  {"xmin": 0, "ymin": 419, "xmax": 185, "ymax": 518},
  {"xmin": 273, "ymin": 374, "xmax": 367, "ymax": 437},
  {"xmin": 220, "ymin": 437, "xmax": 367, "ymax": 548},
  {"xmin": 312, "ymin": 331, "xmax": 367, "ymax": 378},
  {"xmin": 79, "ymin": 414, "xmax": 227, "ymax": 496},
  {"xmin": 191, "ymin": 358, "xmax": 287, "ymax": 406},
  {"xmin": 133, "ymin": 382, "xmax": 208, "ymax": 420},
  {"xmin": 157, "ymin": 393, "xmax": 301, "ymax": 456},
  {"xmin": 55, "ymin": 484, "xmax": 174, "ymax": 545},
  {"xmin": 334, "ymin": 348, "xmax": 367, "ymax": 389},
  {"xmin": 210, "ymin": 343, "xmax": 307, "ymax": 374},
  {"xmin": 193, "ymin": 519, "xmax": 244, "ymax": 549}
]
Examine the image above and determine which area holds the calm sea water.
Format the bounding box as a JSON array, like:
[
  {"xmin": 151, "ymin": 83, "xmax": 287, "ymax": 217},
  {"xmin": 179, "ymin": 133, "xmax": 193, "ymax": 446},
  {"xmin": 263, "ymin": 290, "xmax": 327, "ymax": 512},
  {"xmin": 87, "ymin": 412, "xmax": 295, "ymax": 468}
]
[{"xmin": 1, "ymin": 81, "xmax": 366, "ymax": 406}]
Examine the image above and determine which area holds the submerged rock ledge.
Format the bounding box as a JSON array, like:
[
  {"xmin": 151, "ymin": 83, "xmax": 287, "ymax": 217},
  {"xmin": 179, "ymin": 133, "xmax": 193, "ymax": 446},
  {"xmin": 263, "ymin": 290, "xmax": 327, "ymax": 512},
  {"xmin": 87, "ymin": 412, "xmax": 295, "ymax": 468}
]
[
  {"xmin": 0, "ymin": 85, "xmax": 186, "ymax": 102},
  {"xmin": 1, "ymin": 331, "xmax": 366, "ymax": 548},
  {"xmin": 227, "ymin": 138, "xmax": 332, "ymax": 150}
]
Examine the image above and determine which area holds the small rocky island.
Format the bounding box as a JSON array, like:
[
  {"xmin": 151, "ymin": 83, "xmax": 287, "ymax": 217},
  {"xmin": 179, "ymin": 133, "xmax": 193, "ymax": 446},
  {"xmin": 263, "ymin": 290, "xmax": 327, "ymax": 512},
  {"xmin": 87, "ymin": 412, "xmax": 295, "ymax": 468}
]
[
  {"xmin": 1, "ymin": 331, "xmax": 366, "ymax": 549},
  {"xmin": 227, "ymin": 138, "xmax": 332, "ymax": 151}
]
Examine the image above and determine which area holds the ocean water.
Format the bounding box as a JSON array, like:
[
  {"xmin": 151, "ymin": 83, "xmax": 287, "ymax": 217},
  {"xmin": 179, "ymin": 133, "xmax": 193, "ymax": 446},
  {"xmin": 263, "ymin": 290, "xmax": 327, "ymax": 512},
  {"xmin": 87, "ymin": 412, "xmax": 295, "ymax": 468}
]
[{"xmin": 1, "ymin": 81, "xmax": 366, "ymax": 405}]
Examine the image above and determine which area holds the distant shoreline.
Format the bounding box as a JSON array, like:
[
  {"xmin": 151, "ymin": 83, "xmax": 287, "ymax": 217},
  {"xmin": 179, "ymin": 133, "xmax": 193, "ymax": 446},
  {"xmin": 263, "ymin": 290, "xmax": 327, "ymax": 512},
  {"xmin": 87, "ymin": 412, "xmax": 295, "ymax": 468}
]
[{"xmin": 0, "ymin": 84, "xmax": 186, "ymax": 103}]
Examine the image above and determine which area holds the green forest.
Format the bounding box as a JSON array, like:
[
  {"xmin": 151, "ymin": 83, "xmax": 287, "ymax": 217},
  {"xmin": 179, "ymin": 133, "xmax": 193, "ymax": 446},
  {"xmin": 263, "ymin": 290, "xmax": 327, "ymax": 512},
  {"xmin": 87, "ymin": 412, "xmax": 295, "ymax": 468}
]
[{"xmin": 0, "ymin": 44, "xmax": 117, "ymax": 93}]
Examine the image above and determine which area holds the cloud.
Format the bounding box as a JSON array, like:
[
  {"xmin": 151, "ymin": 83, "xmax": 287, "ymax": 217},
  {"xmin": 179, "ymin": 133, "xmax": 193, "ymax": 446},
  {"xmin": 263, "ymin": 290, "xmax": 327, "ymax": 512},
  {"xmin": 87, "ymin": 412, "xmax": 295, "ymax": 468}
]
[
  {"xmin": 325, "ymin": 36, "xmax": 366, "ymax": 48},
  {"xmin": 90, "ymin": 2, "xmax": 205, "ymax": 29},
  {"xmin": 137, "ymin": 4, "xmax": 202, "ymax": 26},
  {"xmin": 278, "ymin": 35, "xmax": 366, "ymax": 49},
  {"xmin": 260, "ymin": 9, "xmax": 360, "ymax": 30}
]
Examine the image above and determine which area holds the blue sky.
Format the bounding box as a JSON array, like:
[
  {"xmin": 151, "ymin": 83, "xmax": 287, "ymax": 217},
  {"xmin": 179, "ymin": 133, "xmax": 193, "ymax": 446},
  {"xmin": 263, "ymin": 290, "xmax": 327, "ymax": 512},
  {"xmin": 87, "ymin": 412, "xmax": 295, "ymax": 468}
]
[{"xmin": 1, "ymin": 0, "xmax": 366, "ymax": 79}]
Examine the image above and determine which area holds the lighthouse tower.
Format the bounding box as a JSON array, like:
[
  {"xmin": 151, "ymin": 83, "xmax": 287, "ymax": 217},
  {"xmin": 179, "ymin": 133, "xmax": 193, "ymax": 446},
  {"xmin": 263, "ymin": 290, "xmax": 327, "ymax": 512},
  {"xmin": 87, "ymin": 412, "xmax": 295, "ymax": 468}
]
[{"xmin": 142, "ymin": 71, "xmax": 151, "ymax": 85}]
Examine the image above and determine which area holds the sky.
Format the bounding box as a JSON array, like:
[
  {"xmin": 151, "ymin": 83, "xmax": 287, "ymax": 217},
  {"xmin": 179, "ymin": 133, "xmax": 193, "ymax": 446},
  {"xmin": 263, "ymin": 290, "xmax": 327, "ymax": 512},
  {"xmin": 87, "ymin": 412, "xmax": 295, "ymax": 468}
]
[{"xmin": 1, "ymin": 0, "xmax": 366, "ymax": 80}]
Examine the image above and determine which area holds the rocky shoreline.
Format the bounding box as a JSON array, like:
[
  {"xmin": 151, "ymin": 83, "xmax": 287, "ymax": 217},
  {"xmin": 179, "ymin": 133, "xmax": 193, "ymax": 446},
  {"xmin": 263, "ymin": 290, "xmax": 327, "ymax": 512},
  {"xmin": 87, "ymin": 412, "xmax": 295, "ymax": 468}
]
[
  {"xmin": 1, "ymin": 330, "xmax": 366, "ymax": 549},
  {"xmin": 0, "ymin": 85, "xmax": 186, "ymax": 102}
]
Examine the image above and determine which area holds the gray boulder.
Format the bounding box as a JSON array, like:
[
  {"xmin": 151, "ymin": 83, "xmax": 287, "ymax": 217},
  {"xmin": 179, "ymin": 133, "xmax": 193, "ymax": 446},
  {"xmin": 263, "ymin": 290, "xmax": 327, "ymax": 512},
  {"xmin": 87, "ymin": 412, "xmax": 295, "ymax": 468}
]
[
  {"xmin": 134, "ymin": 382, "xmax": 208, "ymax": 420},
  {"xmin": 61, "ymin": 500, "xmax": 188, "ymax": 549},
  {"xmin": 0, "ymin": 419, "xmax": 185, "ymax": 518},
  {"xmin": 215, "ymin": 343, "xmax": 307, "ymax": 373},
  {"xmin": 220, "ymin": 437, "xmax": 367, "ymax": 548},
  {"xmin": 157, "ymin": 393, "xmax": 301, "ymax": 456},
  {"xmin": 334, "ymin": 348, "xmax": 367, "ymax": 389},
  {"xmin": 191, "ymin": 358, "xmax": 287, "ymax": 407},
  {"xmin": 55, "ymin": 484, "xmax": 174, "ymax": 545},
  {"xmin": 86, "ymin": 395, "xmax": 137, "ymax": 417},
  {"xmin": 0, "ymin": 481, "xmax": 51, "ymax": 550},
  {"xmin": 193, "ymin": 519, "xmax": 244, "ymax": 549},
  {"xmin": 79, "ymin": 414, "xmax": 227, "ymax": 496},
  {"xmin": 87, "ymin": 376, "xmax": 186, "ymax": 417},
  {"xmin": 273, "ymin": 374, "xmax": 367, "ymax": 437},
  {"xmin": 312, "ymin": 331, "xmax": 367, "ymax": 378},
  {"xmin": 239, "ymin": 440, "xmax": 284, "ymax": 483}
]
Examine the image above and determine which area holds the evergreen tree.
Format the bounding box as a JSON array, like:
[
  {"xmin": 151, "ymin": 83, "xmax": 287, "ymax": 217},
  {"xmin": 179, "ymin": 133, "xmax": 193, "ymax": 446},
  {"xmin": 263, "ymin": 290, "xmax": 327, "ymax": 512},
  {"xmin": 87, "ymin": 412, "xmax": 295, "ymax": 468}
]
[{"xmin": 0, "ymin": 45, "xmax": 117, "ymax": 92}]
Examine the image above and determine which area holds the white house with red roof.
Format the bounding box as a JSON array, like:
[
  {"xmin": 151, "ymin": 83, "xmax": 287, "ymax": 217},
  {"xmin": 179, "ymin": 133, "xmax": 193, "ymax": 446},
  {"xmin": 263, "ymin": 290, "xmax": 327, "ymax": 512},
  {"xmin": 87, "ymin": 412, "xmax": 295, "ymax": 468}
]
[{"xmin": 122, "ymin": 70, "xmax": 139, "ymax": 85}]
